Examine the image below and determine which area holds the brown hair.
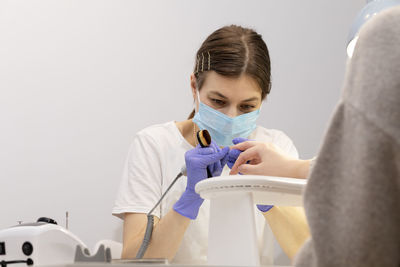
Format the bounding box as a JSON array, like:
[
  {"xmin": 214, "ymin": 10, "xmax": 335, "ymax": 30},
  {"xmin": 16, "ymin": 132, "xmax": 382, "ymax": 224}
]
[{"xmin": 188, "ymin": 25, "xmax": 271, "ymax": 119}]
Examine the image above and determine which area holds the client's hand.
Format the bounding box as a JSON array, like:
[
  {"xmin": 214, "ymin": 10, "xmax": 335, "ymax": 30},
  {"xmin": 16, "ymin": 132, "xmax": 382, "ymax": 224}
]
[
  {"xmin": 227, "ymin": 138, "xmax": 273, "ymax": 213},
  {"xmin": 229, "ymin": 141, "xmax": 305, "ymax": 178},
  {"xmin": 173, "ymin": 143, "xmax": 229, "ymax": 219}
]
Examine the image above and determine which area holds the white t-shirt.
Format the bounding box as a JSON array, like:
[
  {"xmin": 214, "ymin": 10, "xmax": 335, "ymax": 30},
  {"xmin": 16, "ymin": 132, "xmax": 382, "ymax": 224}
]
[{"xmin": 112, "ymin": 121, "xmax": 298, "ymax": 264}]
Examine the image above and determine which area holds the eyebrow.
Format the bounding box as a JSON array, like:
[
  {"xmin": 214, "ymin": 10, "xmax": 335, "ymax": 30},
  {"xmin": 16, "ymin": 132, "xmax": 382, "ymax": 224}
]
[
  {"xmin": 208, "ymin": 91, "xmax": 259, "ymax": 102},
  {"xmin": 242, "ymin": 97, "xmax": 259, "ymax": 102},
  {"xmin": 208, "ymin": 91, "xmax": 228, "ymax": 99}
]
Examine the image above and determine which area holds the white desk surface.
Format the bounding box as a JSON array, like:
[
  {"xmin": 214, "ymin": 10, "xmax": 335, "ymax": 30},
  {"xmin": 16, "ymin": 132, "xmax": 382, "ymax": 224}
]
[
  {"xmin": 196, "ymin": 175, "xmax": 306, "ymax": 206},
  {"xmin": 62, "ymin": 264, "xmax": 292, "ymax": 267}
]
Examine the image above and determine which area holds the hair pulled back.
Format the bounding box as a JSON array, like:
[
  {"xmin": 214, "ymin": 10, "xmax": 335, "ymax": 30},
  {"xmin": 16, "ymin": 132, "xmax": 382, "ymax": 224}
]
[{"xmin": 189, "ymin": 25, "xmax": 271, "ymax": 119}]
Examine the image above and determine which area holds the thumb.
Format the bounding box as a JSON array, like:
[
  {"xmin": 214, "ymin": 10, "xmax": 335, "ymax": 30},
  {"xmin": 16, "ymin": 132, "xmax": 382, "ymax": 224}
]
[
  {"xmin": 237, "ymin": 163, "xmax": 263, "ymax": 175},
  {"xmin": 228, "ymin": 149, "xmax": 241, "ymax": 159},
  {"xmin": 200, "ymin": 146, "xmax": 229, "ymax": 165},
  {"xmin": 209, "ymin": 146, "xmax": 229, "ymax": 161},
  {"xmin": 209, "ymin": 140, "xmax": 221, "ymax": 153},
  {"xmin": 232, "ymin": 137, "xmax": 248, "ymax": 145}
]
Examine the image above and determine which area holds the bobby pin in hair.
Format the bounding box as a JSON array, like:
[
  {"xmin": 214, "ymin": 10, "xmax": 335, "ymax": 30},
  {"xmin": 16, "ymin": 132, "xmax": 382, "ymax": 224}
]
[
  {"xmin": 201, "ymin": 53, "xmax": 204, "ymax": 72},
  {"xmin": 196, "ymin": 55, "xmax": 200, "ymax": 73}
]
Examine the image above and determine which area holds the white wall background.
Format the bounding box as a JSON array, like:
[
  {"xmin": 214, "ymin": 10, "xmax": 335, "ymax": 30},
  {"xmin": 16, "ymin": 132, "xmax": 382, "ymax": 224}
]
[{"xmin": 1, "ymin": 0, "xmax": 365, "ymax": 259}]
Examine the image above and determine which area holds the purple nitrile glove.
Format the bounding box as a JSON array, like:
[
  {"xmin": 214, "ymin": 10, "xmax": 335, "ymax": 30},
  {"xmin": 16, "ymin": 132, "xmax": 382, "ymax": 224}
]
[
  {"xmin": 257, "ymin": 205, "xmax": 274, "ymax": 212},
  {"xmin": 227, "ymin": 137, "xmax": 248, "ymax": 169},
  {"xmin": 207, "ymin": 141, "xmax": 230, "ymax": 177},
  {"xmin": 228, "ymin": 137, "xmax": 274, "ymax": 213},
  {"xmin": 173, "ymin": 142, "xmax": 229, "ymax": 219}
]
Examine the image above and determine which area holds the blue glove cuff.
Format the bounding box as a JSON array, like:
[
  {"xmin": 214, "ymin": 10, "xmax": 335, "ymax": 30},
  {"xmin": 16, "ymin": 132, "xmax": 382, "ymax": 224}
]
[
  {"xmin": 257, "ymin": 204, "xmax": 274, "ymax": 213},
  {"xmin": 173, "ymin": 190, "xmax": 204, "ymax": 220}
]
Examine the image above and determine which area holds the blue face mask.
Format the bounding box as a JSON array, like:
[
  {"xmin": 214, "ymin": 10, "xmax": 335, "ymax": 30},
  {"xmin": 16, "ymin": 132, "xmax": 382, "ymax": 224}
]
[{"xmin": 192, "ymin": 92, "xmax": 260, "ymax": 147}]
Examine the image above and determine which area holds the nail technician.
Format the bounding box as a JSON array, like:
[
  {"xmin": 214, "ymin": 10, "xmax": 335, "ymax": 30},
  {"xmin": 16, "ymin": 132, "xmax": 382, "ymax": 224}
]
[{"xmin": 112, "ymin": 25, "xmax": 309, "ymax": 264}]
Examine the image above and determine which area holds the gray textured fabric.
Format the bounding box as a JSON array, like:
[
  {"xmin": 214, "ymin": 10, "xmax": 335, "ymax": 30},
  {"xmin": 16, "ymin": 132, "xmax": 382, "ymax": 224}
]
[{"xmin": 294, "ymin": 6, "xmax": 400, "ymax": 267}]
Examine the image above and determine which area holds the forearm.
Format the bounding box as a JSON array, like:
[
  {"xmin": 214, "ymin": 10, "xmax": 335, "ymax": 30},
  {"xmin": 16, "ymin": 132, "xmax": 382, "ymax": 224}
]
[
  {"xmin": 122, "ymin": 210, "xmax": 190, "ymax": 261},
  {"xmin": 263, "ymin": 206, "xmax": 310, "ymax": 260}
]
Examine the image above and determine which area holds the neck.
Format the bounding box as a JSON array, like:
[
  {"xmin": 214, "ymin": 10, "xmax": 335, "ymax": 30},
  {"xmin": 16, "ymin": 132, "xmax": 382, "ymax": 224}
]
[{"xmin": 175, "ymin": 119, "xmax": 198, "ymax": 147}]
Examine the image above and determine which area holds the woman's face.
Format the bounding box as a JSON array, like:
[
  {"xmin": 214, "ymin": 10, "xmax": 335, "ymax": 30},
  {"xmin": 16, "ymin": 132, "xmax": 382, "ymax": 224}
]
[{"xmin": 191, "ymin": 71, "xmax": 262, "ymax": 118}]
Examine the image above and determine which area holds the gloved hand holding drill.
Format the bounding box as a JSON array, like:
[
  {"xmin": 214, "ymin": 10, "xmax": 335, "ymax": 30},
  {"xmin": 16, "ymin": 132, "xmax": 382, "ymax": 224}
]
[{"xmin": 173, "ymin": 141, "xmax": 229, "ymax": 219}]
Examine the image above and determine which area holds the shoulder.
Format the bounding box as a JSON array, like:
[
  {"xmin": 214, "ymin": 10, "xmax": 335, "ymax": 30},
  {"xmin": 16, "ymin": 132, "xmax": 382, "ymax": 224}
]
[
  {"xmin": 344, "ymin": 7, "xmax": 400, "ymax": 143},
  {"xmin": 125, "ymin": 121, "xmax": 182, "ymax": 165},
  {"xmin": 134, "ymin": 121, "xmax": 180, "ymax": 145}
]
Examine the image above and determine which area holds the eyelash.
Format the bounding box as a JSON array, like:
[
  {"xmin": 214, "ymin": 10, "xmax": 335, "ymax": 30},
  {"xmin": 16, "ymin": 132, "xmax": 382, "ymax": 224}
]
[
  {"xmin": 211, "ymin": 99, "xmax": 226, "ymax": 106},
  {"xmin": 240, "ymin": 105, "xmax": 255, "ymax": 111},
  {"xmin": 211, "ymin": 98, "xmax": 255, "ymax": 112}
]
